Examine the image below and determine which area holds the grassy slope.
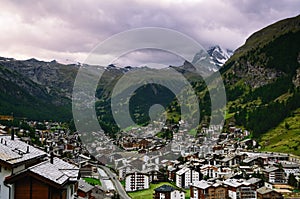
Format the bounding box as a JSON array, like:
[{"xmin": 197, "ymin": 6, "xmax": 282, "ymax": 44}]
[
  {"xmin": 83, "ymin": 177, "xmax": 102, "ymax": 186},
  {"xmin": 260, "ymin": 108, "xmax": 300, "ymax": 156}
]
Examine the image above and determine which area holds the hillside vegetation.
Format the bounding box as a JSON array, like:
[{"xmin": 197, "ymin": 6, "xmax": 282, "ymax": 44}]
[{"xmin": 221, "ymin": 15, "xmax": 300, "ymax": 154}]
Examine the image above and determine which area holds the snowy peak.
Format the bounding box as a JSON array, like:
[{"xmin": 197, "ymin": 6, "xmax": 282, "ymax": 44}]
[
  {"xmin": 190, "ymin": 45, "xmax": 233, "ymax": 72},
  {"xmin": 207, "ymin": 45, "xmax": 233, "ymax": 68}
]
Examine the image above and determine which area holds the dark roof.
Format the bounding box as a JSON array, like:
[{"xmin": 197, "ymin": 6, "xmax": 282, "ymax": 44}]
[{"xmin": 155, "ymin": 185, "xmax": 176, "ymax": 192}]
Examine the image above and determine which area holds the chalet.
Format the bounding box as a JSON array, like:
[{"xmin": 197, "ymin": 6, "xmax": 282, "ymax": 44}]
[
  {"xmin": 0, "ymin": 131, "xmax": 80, "ymax": 199},
  {"xmin": 246, "ymin": 177, "xmax": 264, "ymax": 189},
  {"xmin": 190, "ymin": 180, "xmax": 228, "ymax": 199},
  {"xmin": 0, "ymin": 135, "xmax": 47, "ymax": 198},
  {"xmin": 79, "ymin": 163, "xmax": 94, "ymax": 177},
  {"xmin": 167, "ymin": 166, "xmax": 178, "ymax": 181},
  {"xmin": 5, "ymin": 156, "xmax": 79, "ymax": 199},
  {"xmin": 138, "ymin": 139, "xmax": 151, "ymax": 149},
  {"xmin": 267, "ymin": 154, "xmax": 289, "ymax": 162},
  {"xmin": 221, "ymin": 153, "xmax": 247, "ymax": 167},
  {"xmin": 263, "ymin": 167, "xmax": 286, "ymax": 184},
  {"xmin": 200, "ymin": 165, "xmax": 218, "ymax": 178},
  {"xmin": 240, "ymin": 139, "xmax": 255, "ymax": 149},
  {"xmin": 243, "ymin": 156, "xmax": 264, "ymax": 167},
  {"xmin": 223, "ymin": 179, "xmax": 257, "ymax": 199},
  {"xmin": 256, "ymin": 186, "xmax": 283, "ymax": 199},
  {"xmin": 281, "ymin": 163, "xmax": 300, "ymax": 176},
  {"xmin": 77, "ymin": 179, "xmax": 94, "ymax": 199},
  {"xmin": 147, "ymin": 169, "xmax": 166, "ymax": 183},
  {"xmin": 154, "ymin": 184, "xmax": 185, "ymax": 199}
]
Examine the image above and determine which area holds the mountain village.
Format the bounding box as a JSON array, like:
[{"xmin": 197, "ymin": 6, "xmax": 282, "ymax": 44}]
[{"xmin": 0, "ymin": 118, "xmax": 299, "ymax": 199}]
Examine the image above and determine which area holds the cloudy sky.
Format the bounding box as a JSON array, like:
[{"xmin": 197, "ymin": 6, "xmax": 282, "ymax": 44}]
[{"xmin": 1, "ymin": 0, "xmax": 299, "ymax": 66}]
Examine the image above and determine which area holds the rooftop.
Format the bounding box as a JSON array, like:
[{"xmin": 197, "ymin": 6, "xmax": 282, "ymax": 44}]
[
  {"xmin": 155, "ymin": 185, "xmax": 177, "ymax": 192},
  {"xmin": 223, "ymin": 179, "xmax": 250, "ymax": 188},
  {"xmin": 29, "ymin": 157, "xmax": 79, "ymax": 185},
  {"xmin": 264, "ymin": 166, "xmax": 280, "ymax": 173},
  {"xmin": 0, "ymin": 136, "xmax": 47, "ymax": 166},
  {"xmin": 176, "ymin": 167, "xmax": 190, "ymax": 175},
  {"xmin": 281, "ymin": 163, "xmax": 300, "ymax": 168},
  {"xmin": 192, "ymin": 180, "xmax": 212, "ymax": 189},
  {"xmin": 257, "ymin": 186, "xmax": 275, "ymax": 195},
  {"xmin": 78, "ymin": 179, "xmax": 94, "ymax": 193},
  {"xmin": 246, "ymin": 177, "xmax": 262, "ymax": 184}
]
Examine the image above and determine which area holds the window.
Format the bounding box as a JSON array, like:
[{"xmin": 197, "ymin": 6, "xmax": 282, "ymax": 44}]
[{"xmin": 70, "ymin": 184, "xmax": 74, "ymax": 196}]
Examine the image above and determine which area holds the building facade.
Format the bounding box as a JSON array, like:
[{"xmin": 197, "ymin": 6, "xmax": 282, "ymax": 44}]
[
  {"xmin": 154, "ymin": 185, "xmax": 185, "ymax": 199},
  {"xmin": 176, "ymin": 167, "xmax": 201, "ymax": 188},
  {"xmin": 125, "ymin": 172, "xmax": 149, "ymax": 192},
  {"xmin": 256, "ymin": 187, "xmax": 283, "ymax": 199},
  {"xmin": 0, "ymin": 135, "xmax": 79, "ymax": 199},
  {"xmin": 190, "ymin": 180, "xmax": 228, "ymax": 199}
]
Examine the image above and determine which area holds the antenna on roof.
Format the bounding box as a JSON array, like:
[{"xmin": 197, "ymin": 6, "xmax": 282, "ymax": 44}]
[{"xmin": 50, "ymin": 151, "xmax": 54, "ymax": 164}]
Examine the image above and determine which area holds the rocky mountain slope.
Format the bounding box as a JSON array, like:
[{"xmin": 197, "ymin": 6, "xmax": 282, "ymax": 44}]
[
  {"xmin": 221, "ymin": 14, "xmax": 300, "ymax": 155},
  {"xmin": 0, "ymin": 57, "xmax": 78, "ymax": 120}
]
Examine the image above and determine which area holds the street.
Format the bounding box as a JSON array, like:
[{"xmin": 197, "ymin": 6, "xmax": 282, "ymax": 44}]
[{"xmin": 99, "ymin": 165, "xmax": 131, "ymax": 199}]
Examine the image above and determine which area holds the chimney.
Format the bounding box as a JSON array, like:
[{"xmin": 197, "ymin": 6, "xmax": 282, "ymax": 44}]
[
  {"xmin": 11, "ymin": 128, "xmax": 14, "ymax": 140},
  {"xmin": 50, "ymin": 152, "xmax": 54, "ymax": 164},
  {"xmin": 26, "ymin": 146, "xmax": 30, "ymax": 153}
]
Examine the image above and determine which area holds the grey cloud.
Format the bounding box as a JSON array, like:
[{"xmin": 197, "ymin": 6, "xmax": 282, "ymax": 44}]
[{"xmin": 1, "ymin": 0, "xmax": 299, "ymax": 65}]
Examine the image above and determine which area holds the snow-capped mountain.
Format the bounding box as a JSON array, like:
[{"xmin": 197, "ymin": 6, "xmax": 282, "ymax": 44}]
[
  {"xmin": 207, "ymin": 45, "xmax": 234, "ymax": 68},
  {"xmin": 191, "ymin": 45, "xmax": 233, "ymax": 72}
]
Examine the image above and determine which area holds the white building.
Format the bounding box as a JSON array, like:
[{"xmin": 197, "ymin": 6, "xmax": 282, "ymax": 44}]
[
  {"xmin": 200, "ymin": 165, "xmax": 218, "ymax": 178},
  {"xmin": 282, "ymin": 163, "xmax": 300, "ymax": 176},
  {"xmin": 125, "ymin": 172, "xmax": 149, "ymax": 192},
  {"xmin": 176, "ymin": 167, "xmax": 200, "ymax": 188}
]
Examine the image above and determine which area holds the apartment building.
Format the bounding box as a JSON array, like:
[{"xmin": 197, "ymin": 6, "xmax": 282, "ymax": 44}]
[
  {"xmin": 176, "ymin": 167, "xmax": 201, "ymax": 188},
  {"xmin": 125, "ymin": 172, "xmax": 149, "ymax": 192}
]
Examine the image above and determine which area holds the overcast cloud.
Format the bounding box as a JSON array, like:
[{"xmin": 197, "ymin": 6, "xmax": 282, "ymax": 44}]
[{"xmin": 0, "ymin": 0, "xmax": 299, "ymax": 66}]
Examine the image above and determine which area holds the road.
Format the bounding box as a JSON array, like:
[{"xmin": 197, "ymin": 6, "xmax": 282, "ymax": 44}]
[{"xmin": 99, "ymin": 165, "xmax": 131, "ymax": 199}]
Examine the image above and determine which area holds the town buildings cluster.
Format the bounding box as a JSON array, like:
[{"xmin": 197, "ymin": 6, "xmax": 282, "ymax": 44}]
[
  {"xmin": 112, "ymin": 124, "xmax": 300, "ymax": 199},
  {"xmin": 0, "ymin": 120, "xmax": 300, "ymax": 199},
  {"xmin": 0, "ymin": 121, "xmax": 116, "ymax": 199}
]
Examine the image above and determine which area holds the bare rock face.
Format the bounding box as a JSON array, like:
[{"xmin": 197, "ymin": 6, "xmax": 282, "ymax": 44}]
[
  {"xmin": 224, "ymin": 60, "xmax": 284, "ymax": 89},
  {"xmin": 293, "ymin": 53, "xmax": 300, "ymax": 87}
]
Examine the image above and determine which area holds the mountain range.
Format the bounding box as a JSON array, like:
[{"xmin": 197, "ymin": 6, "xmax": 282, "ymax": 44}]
[{"xmin": 0, "ymin": 15, "xmax": 299, "ymax": 155}]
